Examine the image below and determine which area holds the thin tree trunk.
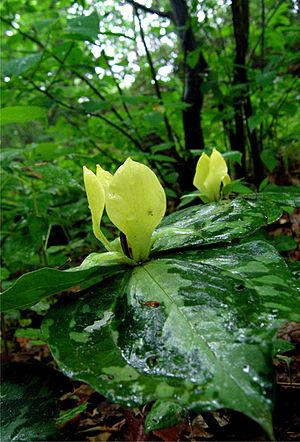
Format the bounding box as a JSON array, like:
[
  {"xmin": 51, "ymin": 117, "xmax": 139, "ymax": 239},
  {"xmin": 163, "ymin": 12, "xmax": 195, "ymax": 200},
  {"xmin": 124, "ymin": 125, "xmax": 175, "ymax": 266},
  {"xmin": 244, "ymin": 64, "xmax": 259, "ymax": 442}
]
[
  {"xmin": 170, "ymin": 0, "xmax": 206, "ymax": 152},
  {"xmin": 231, "ymin": 0, "xmax": 264, "ymax": 183},
  {"xmin": 169, "ymin": 0, "xmax": 209, "ymax": 191}
]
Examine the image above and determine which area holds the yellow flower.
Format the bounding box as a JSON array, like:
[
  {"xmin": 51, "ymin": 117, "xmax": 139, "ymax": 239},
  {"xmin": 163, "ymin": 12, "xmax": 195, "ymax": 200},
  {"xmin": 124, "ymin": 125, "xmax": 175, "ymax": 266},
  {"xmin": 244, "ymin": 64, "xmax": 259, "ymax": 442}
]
[
  {"xmin": 83, "ymin": 158, "xmax": 166, "ymax": 263},
  {"xmin": 193, "ymin": 149, "xmax": 231, "ymax": 202}
]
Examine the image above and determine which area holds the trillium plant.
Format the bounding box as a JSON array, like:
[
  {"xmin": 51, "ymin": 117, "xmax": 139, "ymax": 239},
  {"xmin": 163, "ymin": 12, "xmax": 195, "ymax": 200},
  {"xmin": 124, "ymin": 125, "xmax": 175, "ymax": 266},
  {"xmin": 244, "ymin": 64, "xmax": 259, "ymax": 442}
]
[{"xmin": 1, "ymin": 150, "xmax": 300, "ymax": 439}]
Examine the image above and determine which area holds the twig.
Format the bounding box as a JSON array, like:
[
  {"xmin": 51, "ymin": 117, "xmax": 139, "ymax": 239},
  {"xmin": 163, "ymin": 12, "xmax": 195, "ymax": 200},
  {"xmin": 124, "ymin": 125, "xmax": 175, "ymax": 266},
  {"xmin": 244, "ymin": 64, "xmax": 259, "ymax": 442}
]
[
  {"xmin": 134, "ymin": 6, "xmax": 177, "ymax": 146},
  {"xmin": 62, "ymin": 112, "xmax": 117, "ymax": 161},
  {"xmin": 1, "ymin": 18, "xmax": 124, "ymax": 123},
  {"xmin": 248, "ymin": 0, "xmax": 285, "ymax": 61},
  {"xmin": 123, "ymin": 0, "xmax": 173, "ymax": 20},
  {"xmin": 26, "ymin": 77, "xmax": 144, "ymax": 149}
]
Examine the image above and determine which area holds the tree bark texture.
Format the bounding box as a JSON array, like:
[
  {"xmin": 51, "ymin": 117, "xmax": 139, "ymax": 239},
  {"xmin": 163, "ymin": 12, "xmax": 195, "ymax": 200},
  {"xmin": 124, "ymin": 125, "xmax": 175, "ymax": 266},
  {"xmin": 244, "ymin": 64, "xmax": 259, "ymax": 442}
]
[
  {"xmin": 231, "ymin": 0, "xmax": 264, "ymax": 183},
  {"xmin": 170, "ymin": 0, "xmax": 206, "ymax": 152}
]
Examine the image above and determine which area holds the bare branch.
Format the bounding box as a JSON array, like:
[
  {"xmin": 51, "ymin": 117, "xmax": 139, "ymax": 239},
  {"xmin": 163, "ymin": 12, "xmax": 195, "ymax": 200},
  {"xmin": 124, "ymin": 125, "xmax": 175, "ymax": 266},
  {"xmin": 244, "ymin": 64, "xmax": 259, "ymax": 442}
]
[
  {"xmin": 248, "ymin": 0, "xmax": 285, "ymax": 61},
  {"xmin": 123, "ymin": 0, "xmax": 173, "ymax": 20},
  {"xmin": 134, "ymin": 6, "xmax": 178, "ymax": 149}
]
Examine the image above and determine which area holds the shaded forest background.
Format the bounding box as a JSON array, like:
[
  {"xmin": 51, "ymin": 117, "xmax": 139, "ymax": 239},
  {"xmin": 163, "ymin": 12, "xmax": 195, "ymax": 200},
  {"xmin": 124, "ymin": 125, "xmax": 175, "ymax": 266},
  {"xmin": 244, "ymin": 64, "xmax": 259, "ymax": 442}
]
[{"xmin": 1, "ymin": 0, "xmax": 300, "ymax": 277}]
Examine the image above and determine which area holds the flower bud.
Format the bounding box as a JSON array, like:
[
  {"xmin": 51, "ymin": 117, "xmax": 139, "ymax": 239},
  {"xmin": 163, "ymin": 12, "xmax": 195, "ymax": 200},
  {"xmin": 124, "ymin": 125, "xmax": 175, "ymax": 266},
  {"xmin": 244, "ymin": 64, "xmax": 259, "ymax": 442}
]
[
  {"xmin": 193, "ymin": 149, "xmax": 231, "ymax": 202},
  {"xmin": 106, "ymin": 158, "xmax": 166, "ymax": 262}
]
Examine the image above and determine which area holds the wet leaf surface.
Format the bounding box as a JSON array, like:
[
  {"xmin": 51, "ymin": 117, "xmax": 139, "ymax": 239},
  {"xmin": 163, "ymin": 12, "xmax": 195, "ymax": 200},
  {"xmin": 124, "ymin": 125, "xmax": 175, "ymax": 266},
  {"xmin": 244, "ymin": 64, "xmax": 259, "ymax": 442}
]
[
  {"xmin": 42, "ymin": 240, "xmax": 299, "ymax": 438},
  {"xmin": 0, "ymin": 253, "xmax": 128, "ymax": 311},
  {"xmin": 1, "ymin": 362, "xmax": 71, "ymax": 441},
  {"xmin": 152, "ymin": 195, "xmax": 282, "ymax": 253}
]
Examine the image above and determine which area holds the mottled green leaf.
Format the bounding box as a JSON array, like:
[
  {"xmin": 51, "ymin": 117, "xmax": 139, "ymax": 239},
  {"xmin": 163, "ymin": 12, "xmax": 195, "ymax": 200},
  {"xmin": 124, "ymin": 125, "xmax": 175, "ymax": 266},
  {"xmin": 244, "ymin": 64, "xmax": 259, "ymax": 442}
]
[
  {"xmin": 0, "ymin": 252, "xmax": 129, "ymax": 311},
  {"xmin": 262, "ymin": 185, "xmax": 300, "ymax": 208},
  {"xmin": 43, "ymin": 240, "xmax": 298, "ymax": 438},
  {"xmin": 152, "ymin": 195, "xmax": 282, "ymax": 253},
  {"xmin": 169, "ymin": 240, "xmax": 300, "ymax": 322},
  {"xmin": 1, "ymin": 363, "xmax": 70, "ymax": 441}
]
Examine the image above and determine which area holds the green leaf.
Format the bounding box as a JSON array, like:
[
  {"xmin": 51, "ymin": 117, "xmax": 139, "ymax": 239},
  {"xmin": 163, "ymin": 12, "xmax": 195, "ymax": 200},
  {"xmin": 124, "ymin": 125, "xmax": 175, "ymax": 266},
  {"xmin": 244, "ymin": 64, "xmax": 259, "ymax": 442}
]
[
  {"xmin": 150, "ymin": 142, "xmax": 174, "ymax": 153},
  {"xmin": 230, "ymin": 181, "xmax": 253, "ymax": 194},
  {"xmin": 2, "ymin": 54, "xmax": 42, "ymax": 76},
  {"xmin": 175, "ymin": 240, "xmax": 299, "ymax": 322},
  {"xmin": 152, "ymin": 195, "xmax": 282, "ymax": 253},
  {"xmin": 0, "ymin": 267, "xmax": 10, "ymax": 281},
  {"xmin": 187, "ymin": 47, "xmax": 202, "ymax": 69},
  {"xmin": 149, "ymin": 154, "xmax": 177, "ymax": 163},
  {"xmin": 1, "ymin": 362, "xmax": 69, "ymax": 441},
  {"xmin": 0, "ymin": 106, "xmax": 46, "ymax": 125},
  {"xmin": 66, "ymin": 11, "xmax": 100, "ymax": 41},
  {"xmin": 271, "ymin": 235, "xmax": 298, "ymax": 252},
  {"xmin": 260, "ymin": 150, "xmax": 279, "ymax": 172},
  {"xmin": 15, "ymin": 327, "xmax": 44, "ymax": 340},
  {"xmin": 56, "ymin": 402, "xmax": 88, "ymax": 426},
  {"xmin": 0, "ymin": 252, "xmax": 129, "ymax": 311},
  {"xmin": 43, "ymin": 240, "xmax": 298, "ymax": 438},
  {"xmin": 143, "ymin": 112, "xmax": 164, "ymax": 125},
  {"xmin": 145, "ymin": 400, "xmax": 186, "ymax": 432},
  {"xmin": 248, "ymin": 114, "xmax": 264, "ymax": 132},
  {"xmin": 262, "ymin": 185, "xmax": 300, "ymax": 208},
  {"xmin": 255, "ymin": 71, "xmax": 276, "ymax": 86},
  {"xmin": 259, "ymin": 177, "xmax": 269, "ymax": 192},
  {"xmin": 222, "ymin": 151, "xmax": 242, "ymax": 165}
]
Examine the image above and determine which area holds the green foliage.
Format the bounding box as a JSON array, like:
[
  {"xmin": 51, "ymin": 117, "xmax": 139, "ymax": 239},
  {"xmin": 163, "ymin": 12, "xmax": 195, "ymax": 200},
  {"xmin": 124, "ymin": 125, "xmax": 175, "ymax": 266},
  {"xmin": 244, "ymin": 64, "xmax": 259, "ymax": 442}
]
[
  {"xmin": 0, "ymin": 254, "xmax": 128, "ymax": 311},
  {"xmin": 39, "ymin": 236, "xmax": 298, "ymax": 439},
  {"xmin": 1, "ymin": 0, "xmax": 299, "ymax": 279},
  {"xmin": 0, "ymin": 106, "xmax": 47, "ymax": 125},
  {"xmin": 1, "ymin": 363, "xmax": 67, "ymax": 441},
  {"xmin": 2, "ymin": 193, "xmax": 300, "ymax": 438},
  {"xmin": 0, "ymin": 0, "xmax": 299, "ymax": 438},
  {"xmin": 55, "ymin": 402, "xmax": 88, "ymax": 426}
]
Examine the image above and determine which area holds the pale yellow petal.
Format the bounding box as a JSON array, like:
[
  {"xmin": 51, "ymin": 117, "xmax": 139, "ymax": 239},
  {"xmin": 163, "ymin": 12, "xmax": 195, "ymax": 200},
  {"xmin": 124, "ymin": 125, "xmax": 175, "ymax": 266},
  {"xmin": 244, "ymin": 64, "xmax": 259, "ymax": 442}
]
[
  {"xmin": 96, "ymin": 164, "xmax": 113, "ymax": 197},
  {"xmin": 193, "ymin": 152, "xmax": 210, "ymax": 194},
  {"xmin": 105, "ymin": 158, "xmax": 166, "ymax": 262},
  {"xmin": 203, "ymin": 149, "xmax": 229, "ymax": 201},
  {"xmin": 210, "ymin": 149, "xmax": 229, "ymax": 178},
  {"xmin": 222, "ymin": 174, "xmax": 231, "ymax": 187},
  {"xmin": 83, "ymin": 166, "xmax": 112, "ymax": 251}
]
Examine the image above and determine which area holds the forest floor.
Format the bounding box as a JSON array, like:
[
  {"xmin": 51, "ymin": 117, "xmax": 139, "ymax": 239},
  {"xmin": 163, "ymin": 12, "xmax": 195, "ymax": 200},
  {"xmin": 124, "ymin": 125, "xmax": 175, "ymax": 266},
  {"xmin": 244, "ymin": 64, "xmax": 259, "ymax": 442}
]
[{"xmin": 1, "ymin": 209, "xmax": 300, "ymax": 442}]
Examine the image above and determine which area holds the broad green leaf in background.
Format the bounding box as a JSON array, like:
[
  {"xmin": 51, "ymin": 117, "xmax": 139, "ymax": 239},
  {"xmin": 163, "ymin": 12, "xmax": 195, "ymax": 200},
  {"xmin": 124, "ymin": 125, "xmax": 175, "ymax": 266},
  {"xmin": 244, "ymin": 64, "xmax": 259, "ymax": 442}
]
[
  {"xmin": 0, "ymin": 253, "xmax": 129, "ymax": 311},
  {"xmin": 260, "ymin": 149, "xmax": 279, "ymax": 172},
  {"xmin": 0, "ymin": 106, "xmax": 47, "ymax": 125},
  {"xmin": 1, "ymin": 363, "xmax": 70, "ymax": 441},
  {"xmin": 2, "ymin": 54, "xmax": 42, "ymax": 77},
  {"xmin": 262, "ymin": 185, "xmax": 300, "ymax": 208},
  {"xmin": 187, "ymin": 47, "xmax": 202, "ymax": 69},
  {"xmin": 222, "ymin": 150, "xmax": 243, "ymax": 165},
  {"xmin": 65, "ymin": 11, "xmax": 100, "ymax": 41},
  {"xmin": 152, "ymin": 195, "xmax": 282, "ymax": 253},
  {"xmin": 42, "ymin": 240, "xmax": 298, "ymax": 438}
]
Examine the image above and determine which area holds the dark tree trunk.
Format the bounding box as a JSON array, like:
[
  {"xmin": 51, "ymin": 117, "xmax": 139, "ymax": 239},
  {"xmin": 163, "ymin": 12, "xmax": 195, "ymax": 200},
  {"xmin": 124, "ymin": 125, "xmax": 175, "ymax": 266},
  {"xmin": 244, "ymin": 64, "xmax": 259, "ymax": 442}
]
[
  {"xmin": 170, "ymin": 0, "xmax": 206, "ymax": 152},
  {"xmin": 231, "ymin": 0, "xmax": 264, "ymax": 184},
  {"xmin": 169, "ymin": 0, "xmax": 209, "ymax": 191}
]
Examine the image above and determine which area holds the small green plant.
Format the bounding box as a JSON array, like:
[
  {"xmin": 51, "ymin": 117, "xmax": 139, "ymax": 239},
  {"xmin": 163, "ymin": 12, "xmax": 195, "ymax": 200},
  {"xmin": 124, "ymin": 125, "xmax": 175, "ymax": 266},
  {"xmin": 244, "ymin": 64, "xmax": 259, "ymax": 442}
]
[{"xmin": 1, "ymin": 153, "xmax": 300, "ymax": 439}]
